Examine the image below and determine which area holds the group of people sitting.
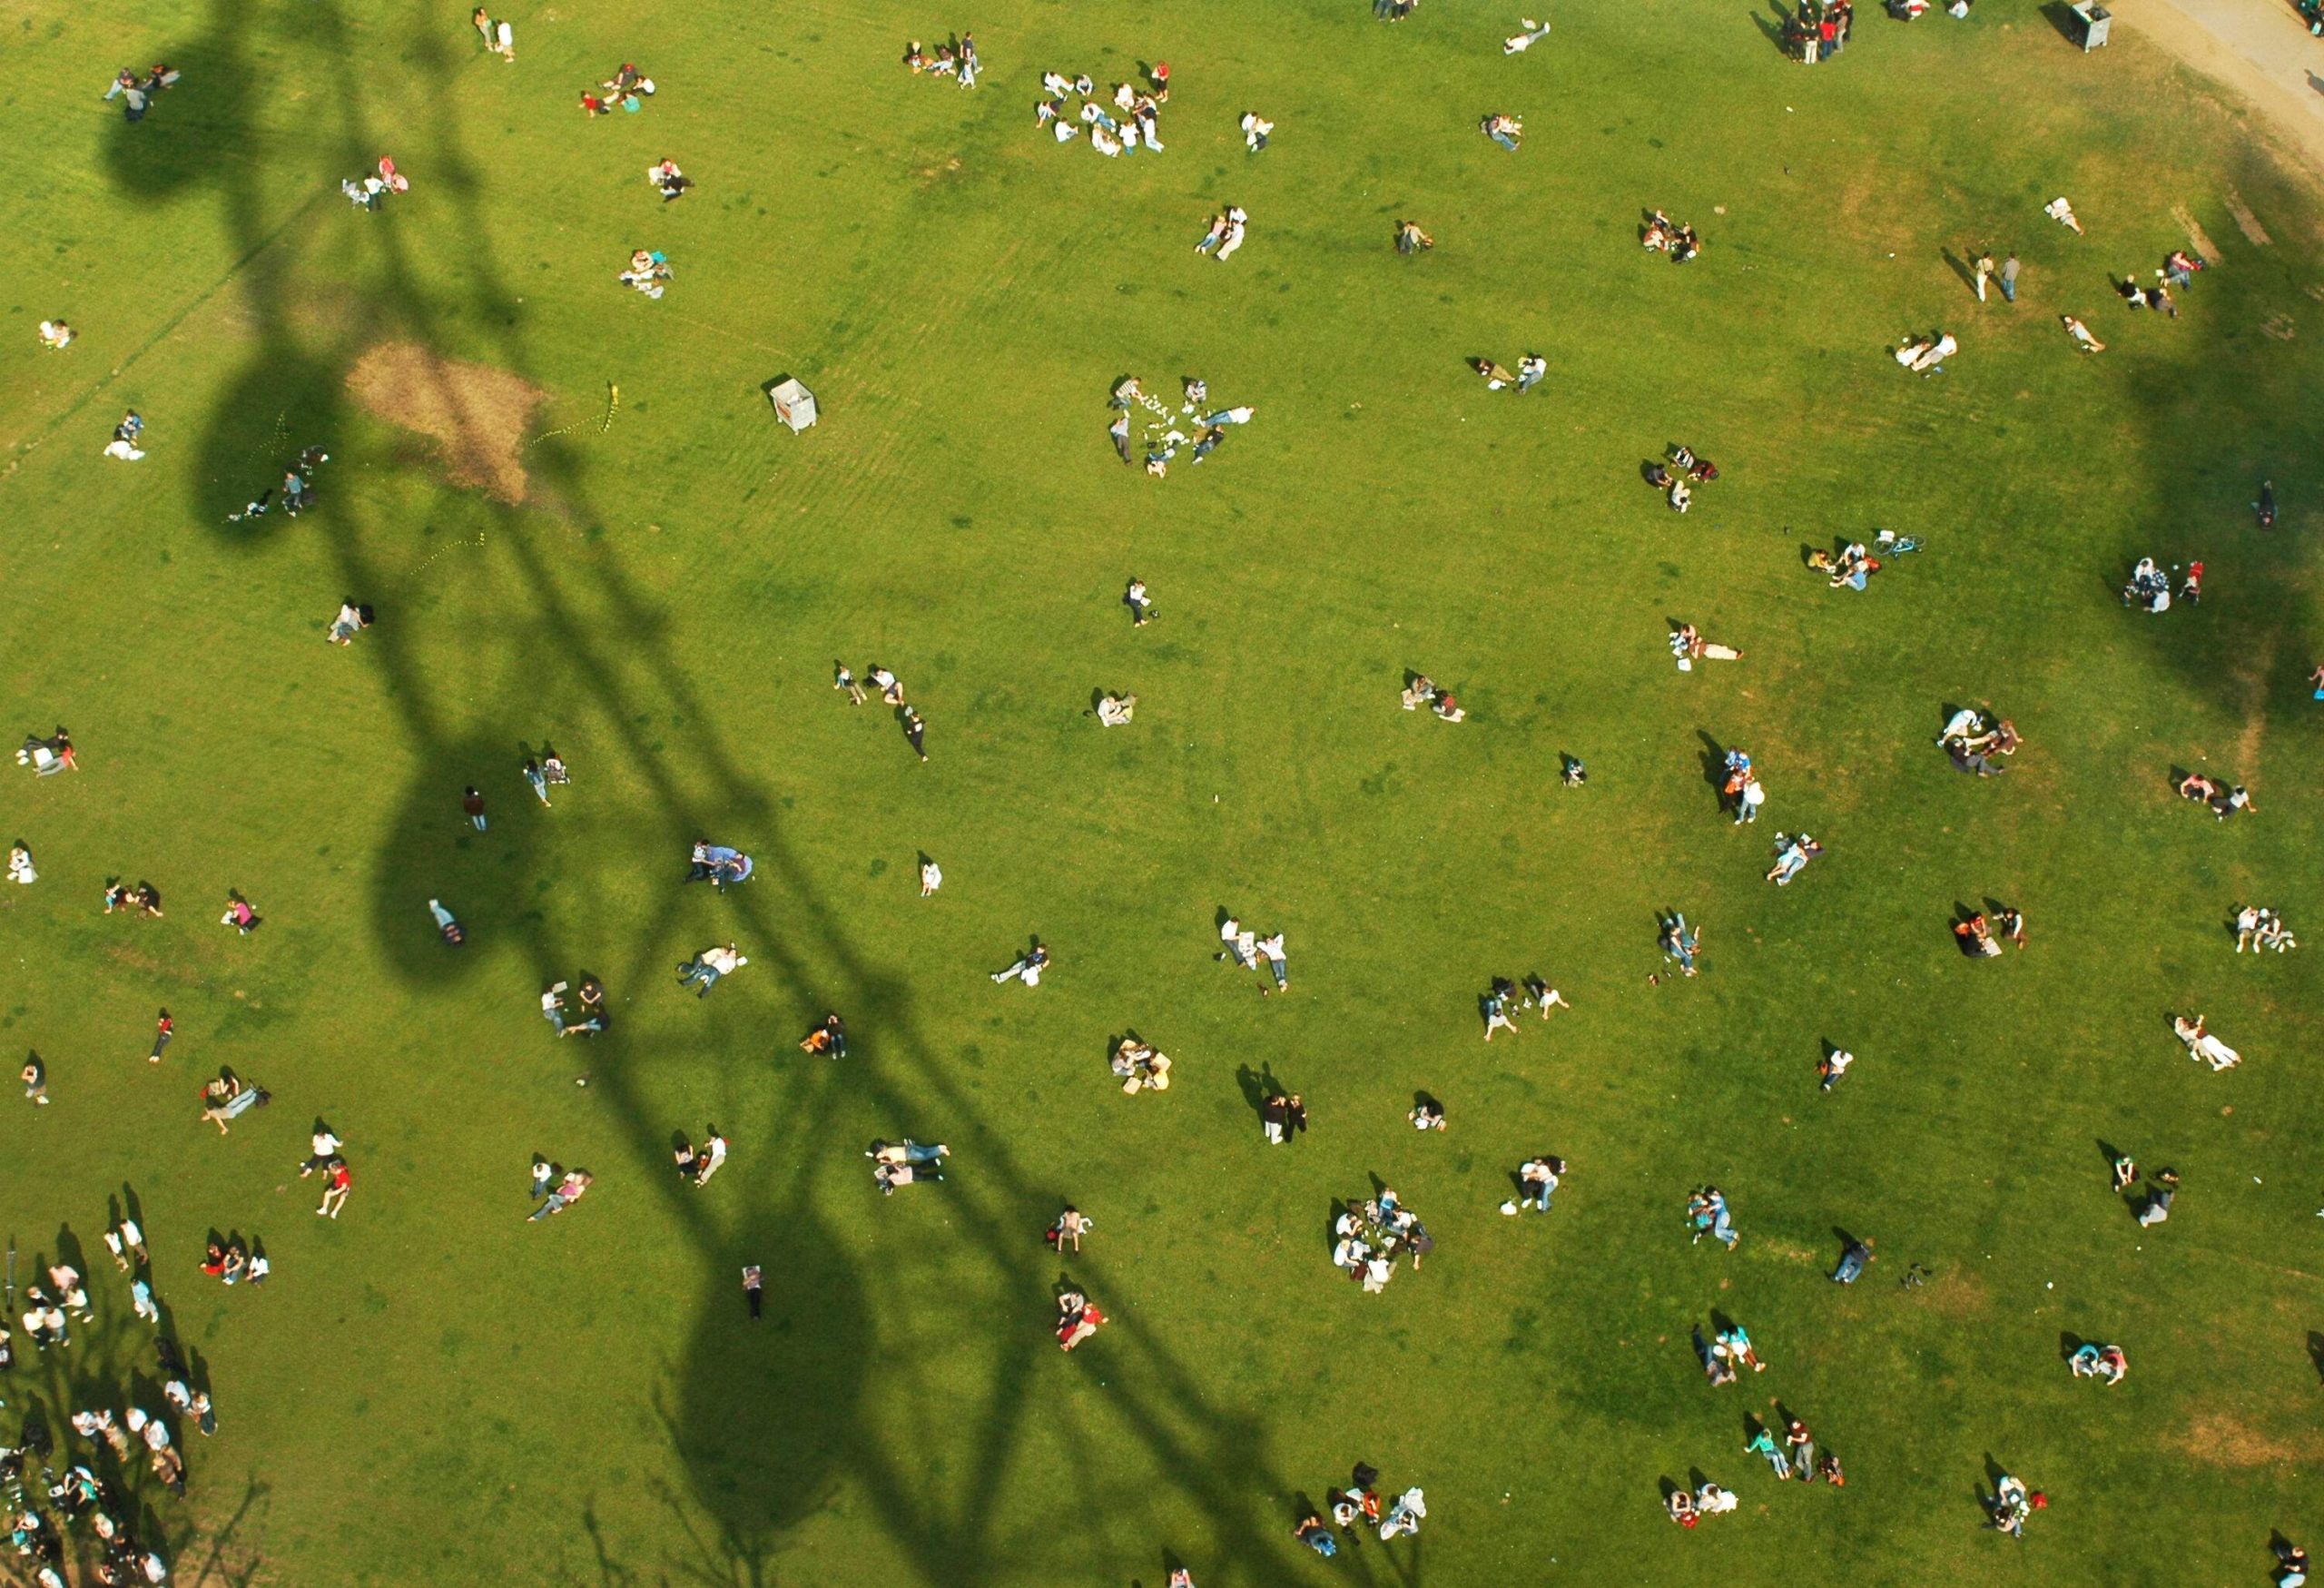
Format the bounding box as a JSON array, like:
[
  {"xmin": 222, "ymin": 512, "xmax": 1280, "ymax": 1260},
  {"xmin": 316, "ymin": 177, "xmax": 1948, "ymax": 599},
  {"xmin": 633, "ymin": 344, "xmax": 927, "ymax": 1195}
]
[
  {"xmin": 102, "ymin": 879, "xmax": 164, "ymax": 917},
  {"xmin": 580, "ymin": 63, "xmax": 655, "ymax": 116},
  {"xmin": 1038, "ymin": 70, "xmax": 1163, "ymax": 157},
  {"xmin": 1935, "ymin": 705, "xmax": 2020, "ymax": 774},
  {"xmin": 1644, "ymin": 445, "xmax": 1718, "ymax": 511},
  {"xmin": 1987, "ymin": 1475, "xmax": 2047, "ymax": 1537},
  {"xmin": 645, "ymin": 159, "xmax": 693, "ymax": 202},
  {"xmin": 1399, "ymin": 674, "xmax": 1465, "ymax": 722},
  {"xmin": 672, "ymin": 1127, "xmax": 727, "ymax": 1183},
  {"xmin": 1953, "ymin": 906, "xmax": 2024, "ymax": 957},
  {"xmin": 1331, "ymin": 1189, "xmax": 1431, "ymax": 1293},
  {"xmin": 1665, "ymin": 1480, "xmax": 1742, "ymax": 1526},
  {"xmin": 1783, "ymin": 0, "xmax": 1855, "ymax": 62},
  {"xmin": 1808, "ymin": 539, "xmax": 1882, "ymax": 591},
  {"xmin": 684, "ymin": 839, "xmax": 754, "ymax": 888},
  {"xmin": 1473, "ymin": 355, "xmax": 1546, "ymax": 392},
  {"xmin": 327, "ymin": 599, "xmax": 375, "ymax": 645},
  {"xmin": 199, "ymin": 1070, "xmax": 269, "ymax": 1131},
  {"xmin": 1480, "ymin": 113, "xmax": 1524, "ymax": 153},
  {"xmin": 2122, "ymin": 556, "xmax": 2200, "ymax": 613},
  {"xmin": 1054, "ymin": 1288, "xmax": 1106, "ymax": 1349},
  {"xmin": 1479, "ymin": 974, "xmax": 1566, "ymax": 1040},
  {"xmin": 1658, "ymin": 912, "xmax": 1703, "ymax": 977},
  {"xmin": 2175, "ymin": 771, "xmax": 2253, "ymax": 820},
  {"xmin": 619, "ymin": 248, "xmax": 673, "ymax": 299},
  {"xmin": 540, "ymin": 977, "xmax": 609, "ymax": 1037},
  {"xmin": 901, "ymin": 33, "xmax": 980, "ymax": 88},
  {"xmin": 1109, "ymin": 375, "xmax": 1256, "ymax": 477},
  {"xmin": 1640, "ymin": 210, "xmax": 1702, "ymax": 261},
  {"xmin": 2172, "ymin": 1012, "xmax": 2240, "ymax": 1070},
  {"xmin": 869, "ymin": 1139, "xmax": 948, "ymax": 1194},
  {"xmin": 6, "ymin": 1438, "xmax": 176, "ymax": 1583},
  {"xmin": 16, "ymin": 726, "xmax": 77, "ymax": 776},
  {"xmin": 2231, "ymin": 905, "xmax": 2296, "ymax": 953},
  {"xmin": 1108, "ymin": 1033, "xmax": 1173, "ymax": 1093},
  {"xmin": 2067, "ymin": 1342, "xmax": 2127, "ymax": 1385},
  {"xmin": 340, "ymin": 156, "xmax": 410, "ymax": 211},
  {"xmin": 1094, "ymin": 691, "xmax": 1138, "ymax": 727},
  {"xmin": 798, "ymin": 1011, "xmax": 850, "ymax": 1057}
]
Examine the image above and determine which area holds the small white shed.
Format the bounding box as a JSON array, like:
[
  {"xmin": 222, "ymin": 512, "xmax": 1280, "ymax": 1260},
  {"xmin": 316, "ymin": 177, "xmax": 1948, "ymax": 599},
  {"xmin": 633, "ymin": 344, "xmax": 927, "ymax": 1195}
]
[{"xmin": 768, "ymin": 378, "xmax": 818, "ymax": 432}]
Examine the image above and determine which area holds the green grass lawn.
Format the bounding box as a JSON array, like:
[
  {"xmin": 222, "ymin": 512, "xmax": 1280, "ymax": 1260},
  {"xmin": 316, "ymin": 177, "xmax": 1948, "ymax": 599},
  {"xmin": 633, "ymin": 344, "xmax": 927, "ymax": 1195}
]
[{"xmin": 5, "ymin": 0, "xmax": 2324, "ymax": 1583}]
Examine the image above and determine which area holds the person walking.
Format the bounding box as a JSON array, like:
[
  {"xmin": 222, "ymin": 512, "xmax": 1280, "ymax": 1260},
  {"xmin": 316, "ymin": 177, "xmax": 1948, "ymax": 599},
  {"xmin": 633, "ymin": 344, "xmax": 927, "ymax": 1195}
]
[
  {"xmin": 902, "ymin": 707, "xmax": 927, "ymax": 762},
  {"xmin": 1285, "ymin": 1092, "xmax": 1307, "ymax": 1140},
  {"xmin": 1262, "ymin": 1092, "xmax": 1289, "ymax": 1144},
  {"xmin": 1973, "ymin": 249, "xmax": 1994, "ymax": 302},
  {"xmin": 462, "ymin": 786, "xmax": 487, "ymax": 830},
  {"xmin": 150, "ymin": 1008, "xmax": 173, "ymax": 1063},
  {"xmin": 1999, "ymin": 252, "xmax": 2020, "ymax": 302},
  {"xmin": 1785, "ymin": 1419, "xmax": 1816, "ymax": 1480},
  {"xmin": 743, "ymin": 1265, "xmax": 764, "ymax": 1319}
]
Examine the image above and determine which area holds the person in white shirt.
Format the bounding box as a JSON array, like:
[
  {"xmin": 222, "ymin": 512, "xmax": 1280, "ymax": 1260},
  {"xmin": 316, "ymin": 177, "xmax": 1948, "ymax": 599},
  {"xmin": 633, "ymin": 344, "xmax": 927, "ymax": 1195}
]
[
  {"xmin": 1240, "ymin": 112, "xmax": 1273, "ymax": 152},
  {"xmin": 1216, "ymin": 206, "xmax": 1248, "ymax": 261},
  {"xmin": 920, "ymin": 857, "xmax": 942, "ymax": 896},
  {"xmin": 678, "ymin": 943, "xmax": 746, "ymax": 996},
  {"xmin": 1256, "ymin": 932, "xmax": 1287, "ymax": 993},
  {"xmin": 694, "ymin": 1128, "xmax": 728, "ymax": 1184},
  {"xmin": 1504, "ymin": 17, "xmax": 1552, "ymax": 51},
  {"xmin": 1216, "ymin": 916, "xmax": 1254, "ymax": 968},
  {"xmin": 300, "ymin": 1127, "xmax": 343, "ymax": 1177}
]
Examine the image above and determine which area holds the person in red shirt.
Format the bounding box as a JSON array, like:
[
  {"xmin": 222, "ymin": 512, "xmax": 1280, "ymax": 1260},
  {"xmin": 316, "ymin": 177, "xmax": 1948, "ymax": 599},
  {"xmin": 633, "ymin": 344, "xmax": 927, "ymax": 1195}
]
[
  {"xmin": 319, "ymin": 1159, "xmax": 353, "ymax": 1218},
  {"xmin": 150, "ymin": 1008, "xmax": 172, "ymax": 1063}
]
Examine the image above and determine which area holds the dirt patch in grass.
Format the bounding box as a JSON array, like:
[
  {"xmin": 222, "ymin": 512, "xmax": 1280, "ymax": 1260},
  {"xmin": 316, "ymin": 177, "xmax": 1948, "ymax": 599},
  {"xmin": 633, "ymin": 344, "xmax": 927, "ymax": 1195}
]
[
  {"xmin": 2223, "ymin": 189, "xmax": 2272, "ymax": 247},
  {"xmin": 345, "ymin": 342, "xmax": 547, "ymax": 503},
  {"xmin": 2177, "ymin": 1410, "xmax": 2323, "ymax": 1467},
  {"xmin": 2171, "ymin": 203, "xmax": 2222, "ymax": 263}
]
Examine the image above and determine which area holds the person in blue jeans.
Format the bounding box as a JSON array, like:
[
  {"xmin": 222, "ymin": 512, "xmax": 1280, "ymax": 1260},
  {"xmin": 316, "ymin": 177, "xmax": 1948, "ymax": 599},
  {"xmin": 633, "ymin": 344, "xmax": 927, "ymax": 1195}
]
[
  {"xmin": 1709, "ymin": 1191, "xmax": 1738, "ymax": 1249},
  {"xmin": 1746, "ymin": 1423, "xmax": 1790, "ymax": 1480},
  {"xmin": 1832, "ymin": 1236, "xmax": 1874, "ymax": 1283}
]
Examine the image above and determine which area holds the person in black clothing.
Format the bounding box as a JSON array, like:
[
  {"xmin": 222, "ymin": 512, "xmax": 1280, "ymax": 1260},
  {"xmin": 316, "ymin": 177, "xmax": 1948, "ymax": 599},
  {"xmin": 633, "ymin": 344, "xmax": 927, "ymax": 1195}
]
[
  {"xmin": 902, "ymin": 707, "xmax": 927, "ymax": 761},
  {"xmin": 1285, "ymin": 1093, "xmax": 1308, "ymax": 1139},
  {"xmin": 1262, "ymin": 1093, "xmax": 1288, "ymax": 1144},
  {"xmin": 743, "ymin": 1265, "xmax": 763, "ymax": 1319}
]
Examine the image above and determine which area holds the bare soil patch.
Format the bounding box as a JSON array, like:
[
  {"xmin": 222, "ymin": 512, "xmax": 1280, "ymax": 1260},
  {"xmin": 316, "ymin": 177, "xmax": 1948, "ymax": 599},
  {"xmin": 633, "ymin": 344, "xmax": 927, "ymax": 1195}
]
[{"xmin": 345, "ymin": 342, "xmax": 547, "ymax": 503}]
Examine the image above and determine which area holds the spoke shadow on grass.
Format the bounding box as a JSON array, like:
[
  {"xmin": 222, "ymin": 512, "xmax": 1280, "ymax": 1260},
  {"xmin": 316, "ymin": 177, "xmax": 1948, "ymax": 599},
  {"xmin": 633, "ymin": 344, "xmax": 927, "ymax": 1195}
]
[{"xmin": 122, "ymin": 0, "xmax": 1307, "ymax": 1580}]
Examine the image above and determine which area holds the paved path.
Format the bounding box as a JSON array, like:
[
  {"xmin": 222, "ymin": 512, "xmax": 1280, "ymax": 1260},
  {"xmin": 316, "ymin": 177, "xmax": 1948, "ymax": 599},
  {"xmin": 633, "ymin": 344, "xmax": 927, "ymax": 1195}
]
[{"xmin": 2109, "ymin": 0, "xmax": 2324, "ymax": 179}]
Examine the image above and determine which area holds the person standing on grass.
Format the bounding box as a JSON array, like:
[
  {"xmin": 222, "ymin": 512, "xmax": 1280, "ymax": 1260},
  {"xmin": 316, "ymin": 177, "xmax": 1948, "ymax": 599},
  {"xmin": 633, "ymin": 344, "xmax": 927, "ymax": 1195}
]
[
  {"xmin": 23, "ymin": 1053, "xmax": 48, "ymax": 1106},
  {"xmin": 1520, "ymin": 1155, "xmax": 1561, "ymax": 1210},
  {"xmin": 150, "ymin": 1008, "xmax": 172, "ymax": 1063},
  {"xmin": 902, "ymin": 706, "xmax": 927, "ymax": 762},
  {"xmin": 462, "ymin": 786, "xmax": 487, "ymax": 830},
  {"xmin": 920, "ymin": 856, "xmax": 942, "ymax": 896},
  {"xmin": 1973, "ymin": 249, "xmax": 1994, "ymax": 302},
  {"xmin": 1785, "ymin": 1419, "xmax": 1816, "ymax": 1480},
  {"xmin": 1999, "ymin": 252, "xmax": 2019, "ymax": 301},
  {"xmin": 743, "ymin": 1265, "xmax": 763, "ymax": 1318},
  {"xmin": 1263, "ymin": 1092, "xmax": 1288, "ymax": 1144},
  {"xmin": 1285, "ymin": 1093, "xmax": 1307, "ymax": 1140}
]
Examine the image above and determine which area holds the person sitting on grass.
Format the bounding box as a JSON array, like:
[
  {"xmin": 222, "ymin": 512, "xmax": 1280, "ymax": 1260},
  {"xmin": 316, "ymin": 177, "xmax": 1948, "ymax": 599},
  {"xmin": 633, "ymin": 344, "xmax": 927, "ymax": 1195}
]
[
  {"xmin": 620, "ymin": 249, "xmax": 672, "ymax": 299},
  {"xmin": 647, "ymin": 159, "xmax": 692, "ymax": 201},
  {"xmin": 1095, "ymin": 692, "xmax": 1137, "ymax": 727},
  {"xmin": 1955, "ymin": 912, "xmax": 2002, "ymax": 957},
  {"xmin": 1430, "ymin": 690, "xmax": 1465, "ymax": 723},
  {"xmin": 327, "ymin": 599, "xmax": 374, "ymax": 645},
  {"xmin": 1481, "ymin": 113, "xmax": 1523, "ymax": 152},
  {"xmin": 2068, "ymin": 1343, "xmax": 2127, "ymax": 1385},
  {"xmin": 798, "ymin": 1011, "xmax": 848, "ymax": 1058},
  {"xmin": 1474, "ymin": 358, "xmax": 1518, "ymax": 390},
  {"xmin": 1055, "ymin": 1290, "xmax": 1106, "ymax": 1349},
  {"xmin": 2176, "ymin": 770, "xmax": 2220, "ymax": 804},
  {"xmin": 1395, "ymin": 220, "xmax": 1434, "ymax": 254},
  {"xmin": 1401, "ymin": 674, "xmax": 1438, "ymax": 710},
  {"xmin": 1110, "ymin": 1036, "xmax": 1172, "ymax": 1093}
]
